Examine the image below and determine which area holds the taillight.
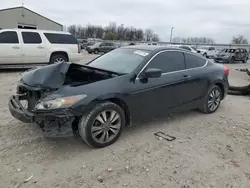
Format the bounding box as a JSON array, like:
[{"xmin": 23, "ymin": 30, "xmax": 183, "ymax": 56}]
[
  {"xmin": 78, "ymin": 44, "xmax": 81, "ymax": 53},
  {"xmin": 224, "ymin": 65, "xmax": 229, "ymax": 77}
]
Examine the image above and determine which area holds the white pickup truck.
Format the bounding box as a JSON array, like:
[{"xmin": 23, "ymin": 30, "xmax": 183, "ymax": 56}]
[
  {"xmin": 0, "ymin": 29, "xmax": 82, "ymax": 66},
  {"xmin": 197, "ymin": 46, "xmax": 219, "ymax": 58}
]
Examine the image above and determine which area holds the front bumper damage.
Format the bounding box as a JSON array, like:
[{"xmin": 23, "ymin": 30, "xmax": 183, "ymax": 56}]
[
  {"xmin": 214, "ymin": 58, "xmax": 230, "ymax": 63},
  {"xmin": 9, "ymin": 95, "xmax": 83, "ymax": 137}
]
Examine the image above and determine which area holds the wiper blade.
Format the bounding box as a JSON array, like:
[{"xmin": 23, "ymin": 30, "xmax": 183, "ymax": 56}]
[{"xmin": 82, "ymin": 65, "xmax": 122, "ymax": 75}]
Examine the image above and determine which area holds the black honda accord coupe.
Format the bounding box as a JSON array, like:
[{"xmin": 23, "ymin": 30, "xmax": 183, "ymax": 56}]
[{"xmin": 9, "ymin": 45, "xmax": 229, "ymax": 148}]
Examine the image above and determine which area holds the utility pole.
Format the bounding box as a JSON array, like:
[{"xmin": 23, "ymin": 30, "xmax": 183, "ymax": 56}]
[{"xmin": 170, "ymin": 27, "xmax": 174, "ymax": 43}]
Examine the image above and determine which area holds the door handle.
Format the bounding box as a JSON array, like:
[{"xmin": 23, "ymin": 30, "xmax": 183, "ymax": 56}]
[
  {"xmin": 12, "ymin": 46, "xmax": 20, "ymax": 49},
  {"xmin": 37, "ymin": 46, "xmax": 44, "ymax": 49},
  {"xmin": 182, "ymin": 75, "xmax": 191, "ymax": 80}
]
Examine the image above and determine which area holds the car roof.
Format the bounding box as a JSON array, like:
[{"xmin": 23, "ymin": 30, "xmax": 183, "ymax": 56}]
[
  {"xmin": 0, "ymin": 28, "xmax": 71, "ymax": 35},
  {"xmin": 120, "ymin": 44, "xmax": 175, "ymax": 51}
]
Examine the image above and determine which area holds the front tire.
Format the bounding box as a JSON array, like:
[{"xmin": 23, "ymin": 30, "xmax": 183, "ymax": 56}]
[
  {"xmin": 200, "ymin": 85, "xmax": 222, "ymax": 114},
  {"xmin": 203, "ymin": 53, "xmax": 208, "ymax": 58},
  {"xmin": 78, "ymin": 102, "xmax": 125, "ymax": 148},
  {"xmin": 94, "ymin": 49, "xmax": 99, "ymax": 54},
  {"xmin": 229, "ymin": 57, "xmax": 235, "ymax": 64}
]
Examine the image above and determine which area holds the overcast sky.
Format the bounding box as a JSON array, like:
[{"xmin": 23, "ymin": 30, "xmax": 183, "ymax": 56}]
[{"xmin": 2, "ymin": 0, "xmax": 250, "ymax": 43}]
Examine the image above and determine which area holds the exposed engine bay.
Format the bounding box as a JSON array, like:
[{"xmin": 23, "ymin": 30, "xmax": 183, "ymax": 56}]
[{"xmin": 10, "ymin": 62, "xmax": 118, "ymax": 137}]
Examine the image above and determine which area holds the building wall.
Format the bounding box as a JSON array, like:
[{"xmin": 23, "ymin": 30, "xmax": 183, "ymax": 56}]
[{"xmin": 0, "ymin": 7, "xmax": 62, "ymax": 31}]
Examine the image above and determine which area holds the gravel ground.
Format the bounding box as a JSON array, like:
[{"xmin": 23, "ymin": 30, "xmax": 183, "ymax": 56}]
[{"xmin": 0, "ymin": 55, "xmax": 250, "ymax": 188}]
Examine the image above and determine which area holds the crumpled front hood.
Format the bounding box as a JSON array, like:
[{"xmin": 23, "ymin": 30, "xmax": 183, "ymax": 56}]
[{"xmin": 22, "ymin": 62, "xmax": 70, "ymax": 89}]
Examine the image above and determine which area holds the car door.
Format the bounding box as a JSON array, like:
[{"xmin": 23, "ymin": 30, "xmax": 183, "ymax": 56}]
[
  {"xmin": 127, "ymin": 50, "xmax": 192, "ymax": 119},
  {"xmin": 240, "ymin": 49, "xmax": 247, "ymax": 60},
  {"xmin": 21, "ymin": 31, "xmax": 47, "ymax": 63},
  {"xmin": 234, "ymin": 49, "xmax": 241, "ymax": 60},
  {"xmin": 183, "ymin": 52, "xmax": 209, "ymax": 102},
  {"xmin": 0, "ymin": 31, "xmax": 23, "ymax": 64},
  {"xmin": 109, "ymin": 43, "xmax": 116, "ymax": 51},
  {"xmin": 99, "ymin": 42, "xmax": 108, "ymax": 53},
  {"xmin": 106, "ymin": 43, "xmax": 115, "ymax": 52}
]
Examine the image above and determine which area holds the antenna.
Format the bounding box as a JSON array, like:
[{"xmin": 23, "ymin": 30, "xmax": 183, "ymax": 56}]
[{"xmin": 21, "ymin": 1, "xmax": 24, "ymax": 6}]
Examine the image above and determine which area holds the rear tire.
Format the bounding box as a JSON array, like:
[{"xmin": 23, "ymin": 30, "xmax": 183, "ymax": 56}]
[
  {"xmin": 199, "ymin": 85, "xmax": 222, "ymax": 114},
  {"xmin": 243, "ymin": 59, "xmax": 247, "ymax": 63},
  {"xmin": 78, "ymin": 102, "xmax": 125, "ymax": 148},
  {"xmin": 50, "ymin": 54, "xmax": 67, "ymax": 64},
  {"xmin": 229, "ymin": 57, "xmax": 235, "ymax": 64}
]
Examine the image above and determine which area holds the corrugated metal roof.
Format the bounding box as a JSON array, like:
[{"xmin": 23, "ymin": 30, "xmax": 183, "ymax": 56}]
[{"xmin": 0, "ymin": 6, "xmax": 63, "ymax": 27}]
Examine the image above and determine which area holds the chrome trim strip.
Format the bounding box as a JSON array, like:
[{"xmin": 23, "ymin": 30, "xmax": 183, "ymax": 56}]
[{"xmin": 136, "ymin": 49, "xmax": 208, "ymax": 79}]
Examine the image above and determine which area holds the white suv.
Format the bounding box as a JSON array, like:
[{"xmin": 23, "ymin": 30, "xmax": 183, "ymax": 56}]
[
  {"xmin": 0, "ymin": 29, "xmax": 82, "ymax": 65},
  {"xmin": 197, "ymin": 46, "xmax": 218, "ymax": 58},
  {"xmin": 168, "ymin": 45, "xmax": 198, "ymax": 53}
]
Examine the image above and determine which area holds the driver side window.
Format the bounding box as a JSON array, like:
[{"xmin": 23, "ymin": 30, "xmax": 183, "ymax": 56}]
[
  {"xmin": 146, "ymin": 51, "xmax": 185, "ymax": 73},
  {"xmin": 100, "ymin": 43, "xmax": 106, "ymax": 47}
]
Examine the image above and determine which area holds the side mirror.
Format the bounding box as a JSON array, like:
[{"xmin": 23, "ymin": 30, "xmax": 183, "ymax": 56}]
[
  {"xmin": 144, "ymin": 68, "xmax": 162, "ymax": 78},
  {"xmin": 197, "ymin": 50, "xmax": 201, "ymax": 53}
]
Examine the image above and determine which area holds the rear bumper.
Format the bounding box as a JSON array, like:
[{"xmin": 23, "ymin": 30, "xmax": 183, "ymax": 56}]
[
  {"xmin": 69, "ymin": 53, "xmax": 83, "ymax": 63},
  {"xmin": 214, "ymin": 58, "xmax": 229, "ymax": 63}
]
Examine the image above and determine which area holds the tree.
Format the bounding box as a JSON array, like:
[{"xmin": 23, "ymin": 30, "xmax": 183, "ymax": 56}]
[
  {"xmin": 68, "ymin": 25, "xmax": 77, "ymax": 37},
  {"xmin": 76, "ymin": 25, "xmax": 85, "ymax": 38},
  {"xmin": 172, "ymin": 37, "xmax": 181, "ymax": 43},
  {"xmin": 85, "ymin": 25, "xmax": 95, "ymax": 38},
  {"xmin": 103, "ymin": 32, "xmax": 117, "ymax": 40},
  {"xmin": 232, "ymin": 35, "xmax": 248, "ymax": 44},
  {"xmin": 174, "ymin": 37, "xmax": 215, "ymax": 44},
  {"xmin": 95, "ymin": 26, "xmax": 104, "ymax": 39},
  {"xmin": 135, "ymin": 29, "xmax": 144, "ymax": 41},
  {"xmin": 66, "ymin": 23, "xmax": 159, "ymax": 41},
  {"xmin": 117, "ymin": 24, "xmax": 125, "ymax": 40},
  {"xmin": 152, "ymin": 34, "xmax": 160, "ymax": 42},
  {"xmin": 145, "ymin": 29, "xmax": 153, "ymax": 41}
]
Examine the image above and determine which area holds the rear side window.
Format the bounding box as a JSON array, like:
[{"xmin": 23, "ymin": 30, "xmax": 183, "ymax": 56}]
[
  {"xmin": 44, "ymin": 33, "xmax": 78, "ymax": 44},
  {"xmin": 184, "ymin": 53, "xmax": 206, "ymax": 69},
  {"xmin": 102, "ymin": 42, "xmax": 110, "ymax": 46},
  {"xmin": 208, "ymin": 47, "xmax": 215, "ymax": 50},
  {"xmin": 0, "ymin": 31, "xmax": 19, "ymax": 43},
  {"xmin": 22, "ymin": 32, "xmax": 42, "ymax": 44},
  {"xmin": 147, "ymin": 51, "xmax": 185, "ymax": 73}
]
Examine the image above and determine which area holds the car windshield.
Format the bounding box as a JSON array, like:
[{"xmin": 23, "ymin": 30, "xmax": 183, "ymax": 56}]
[
  {"xmin": 191, "ymin": 46, "xmax": 197, "ymax": 51},
  {"xmin": 92, "ymin": 42, "xmax": 102, "ymax": 47},
  {"xmin": 221, "ymin": 49, "xmax": 236, "ymax": 53},
  {"xmin": 200, "ymin": 46, "xmax": 209, "ymax": 50},
  {"xmin": 87, "ymin": 48, "xmax": 149, "ymax": 74}
]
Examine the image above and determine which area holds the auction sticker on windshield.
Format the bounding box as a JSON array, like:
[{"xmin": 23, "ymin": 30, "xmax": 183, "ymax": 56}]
[{"xmin": 134, "ymin": 50, "xmax": 149, "ymax": 57}]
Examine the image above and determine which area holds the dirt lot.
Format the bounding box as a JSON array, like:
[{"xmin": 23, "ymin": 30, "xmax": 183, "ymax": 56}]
[{"xmin": 1, "ymin": 55, "xmax": 250, "ymax": 188}]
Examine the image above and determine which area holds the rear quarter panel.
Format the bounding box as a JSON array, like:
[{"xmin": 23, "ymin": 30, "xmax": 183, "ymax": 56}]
[
  {"xmin": 188, "ymin": 61, "xmax": 228, "ymax": 100},
  {"xmin": 204, "ymin": 62, "xmax": 229, "ymax": 98}
]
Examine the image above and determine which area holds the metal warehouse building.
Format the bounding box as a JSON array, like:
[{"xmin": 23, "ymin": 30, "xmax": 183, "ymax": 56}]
[{"xmin": 0, "ymin": 6, "xmax": 63, "ymax": 31}]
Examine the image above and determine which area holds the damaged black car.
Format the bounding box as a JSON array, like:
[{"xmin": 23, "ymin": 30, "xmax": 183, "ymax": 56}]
[
  {"xmin": 9, "ymin": 46, "xmax": 229, "ymax": 148},
  {"xmin": 214, "ymin": 48, "xmax": 248, "ymax": 64}
]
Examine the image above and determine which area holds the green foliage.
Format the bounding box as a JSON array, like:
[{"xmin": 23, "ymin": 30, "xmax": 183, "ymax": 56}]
[
  {"xmin": 67, "ymin": 22, "xmax": 160, "ymax": 41},
  {"xmin": 232, "ymin": 35, "xmax": 248, "ymax": 44}
]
